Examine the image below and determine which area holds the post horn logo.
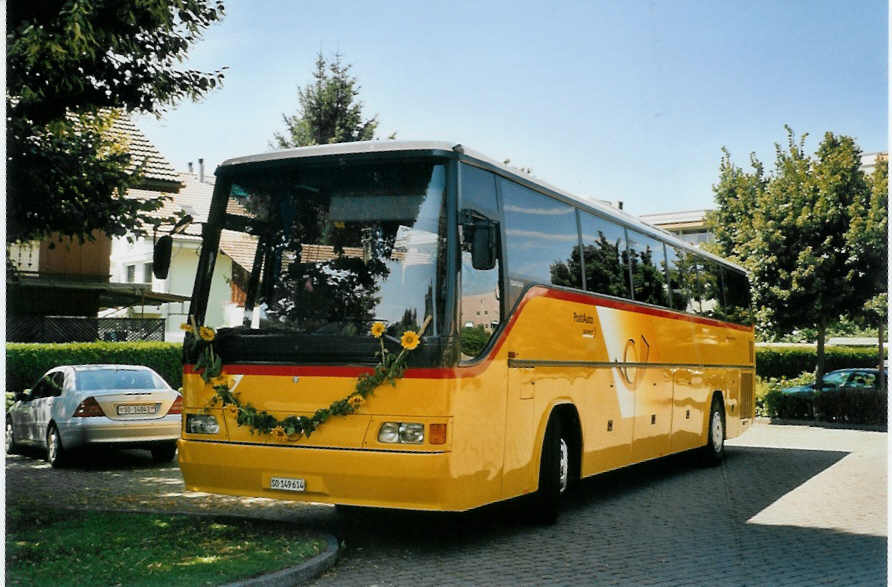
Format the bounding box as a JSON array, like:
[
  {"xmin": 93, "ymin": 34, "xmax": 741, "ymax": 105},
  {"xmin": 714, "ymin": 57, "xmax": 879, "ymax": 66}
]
[{"xmin": 618, "ymin": 335, "xmax": 650, "ymax": 390}]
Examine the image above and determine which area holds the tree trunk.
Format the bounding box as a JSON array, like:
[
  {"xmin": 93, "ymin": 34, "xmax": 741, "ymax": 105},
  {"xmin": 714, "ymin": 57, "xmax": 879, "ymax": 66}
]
[
  {"xmin": 816, "ymin": 321, "xmax": 826, "ymax": 387},
  {"xmin": 879, "ymin": 324, "xmax": 886, "ymax": 393},
  {"xmin": 815, "ymin": 321, "xmax": 826, "ymax": 422}
]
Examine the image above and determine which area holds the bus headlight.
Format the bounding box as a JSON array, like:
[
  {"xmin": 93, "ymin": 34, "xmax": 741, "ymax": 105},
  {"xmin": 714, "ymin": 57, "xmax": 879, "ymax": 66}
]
[
  {"xmin": 378, "ymin": 422, "xmax": 400, "ymax": 443},
  {"xmin": 378, "ymin": 422, "xmax": 424, "ymax": 444},
  {"xmin": 399, "ymin": 423, "xmax": 424, "ymax": 444},
  {"xmin": 187, "ymin": 414, "xmax": 220, "ymax": 434}
]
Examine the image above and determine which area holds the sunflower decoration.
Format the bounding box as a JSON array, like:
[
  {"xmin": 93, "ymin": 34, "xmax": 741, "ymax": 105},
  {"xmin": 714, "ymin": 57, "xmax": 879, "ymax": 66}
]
[
  {"xmin": 210, "ymin": 374, "xmax": 233, "ymax": 390},
  {"xmin": 400, "ymin": 330, "xmax": 420, "ymax": 350},
  {"xmin": 180, "ymin": 323, "xmax": 194, "ymax": 333},
  {"xmin": 223, "ymin": 403, "xmax": 239, "ymax": 420},
  {"xmin": 198, "ymin": 314, "xmax": 434, "ymax": 441},
  {"xmin": 199, "ymin": 326, "xmax": 216, "ymax": 342}
]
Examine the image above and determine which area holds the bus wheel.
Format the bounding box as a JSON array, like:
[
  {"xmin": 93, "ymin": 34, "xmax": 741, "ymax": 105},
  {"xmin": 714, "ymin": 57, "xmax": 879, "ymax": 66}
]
[
  {"xmin": 533, "ymin": 416, "xmax": 569, "ymax": 524},
  {"xmin": 700, "ymin": 396, "xmax": 725, "ymax": 466}
]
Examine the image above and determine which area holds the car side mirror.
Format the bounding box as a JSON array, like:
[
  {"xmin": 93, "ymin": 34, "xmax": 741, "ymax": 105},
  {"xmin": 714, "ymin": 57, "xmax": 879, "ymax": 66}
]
[{"xmin": 153, "ymin": 235, "xmax": 173, "ymax": 279}]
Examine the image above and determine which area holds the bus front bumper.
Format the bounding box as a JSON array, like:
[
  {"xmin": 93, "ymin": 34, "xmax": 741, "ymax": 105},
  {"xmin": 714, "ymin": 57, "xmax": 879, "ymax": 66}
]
[{"xmin": 178, "ymin": 439, "xmax": 464, "ymax": 511}]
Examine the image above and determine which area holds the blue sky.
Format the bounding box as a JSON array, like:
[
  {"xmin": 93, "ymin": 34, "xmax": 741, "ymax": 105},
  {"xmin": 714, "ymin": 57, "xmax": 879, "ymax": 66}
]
[{"xmin": 136, "ymin": 0, "xmax": 888, "ymax": 216}]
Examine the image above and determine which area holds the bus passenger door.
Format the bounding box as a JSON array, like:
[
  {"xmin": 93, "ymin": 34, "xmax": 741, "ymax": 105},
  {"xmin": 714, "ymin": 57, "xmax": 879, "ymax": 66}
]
[{"xmin": 502, "ymin": 366, "xmax": 536, "ymax": 498}]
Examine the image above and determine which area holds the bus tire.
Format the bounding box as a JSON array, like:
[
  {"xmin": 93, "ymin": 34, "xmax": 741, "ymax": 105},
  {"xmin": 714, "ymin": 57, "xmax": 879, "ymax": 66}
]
[
  {"xmin": 533, "ymin": 415, "xmax": 569, "ymax": 524},
  {"xmin": 151, "ymin": 442, "xmax": 177, "ymax": 463},
  {"xmin": 700, "ymin": 395, "xmax": 725, "ymax": 466}
]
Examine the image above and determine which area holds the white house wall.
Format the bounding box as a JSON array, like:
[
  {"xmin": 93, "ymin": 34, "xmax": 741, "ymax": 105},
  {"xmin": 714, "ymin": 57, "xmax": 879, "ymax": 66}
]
[{"xmin": 110, "ymin": 235, "xmax": 237, "ymax": 342}]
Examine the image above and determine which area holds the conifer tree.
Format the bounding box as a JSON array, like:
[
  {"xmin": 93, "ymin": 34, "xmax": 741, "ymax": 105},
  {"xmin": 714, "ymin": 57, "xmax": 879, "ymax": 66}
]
[{"xmin": 272, "ymin": 52, "xmax": 379, "ymax": 148}]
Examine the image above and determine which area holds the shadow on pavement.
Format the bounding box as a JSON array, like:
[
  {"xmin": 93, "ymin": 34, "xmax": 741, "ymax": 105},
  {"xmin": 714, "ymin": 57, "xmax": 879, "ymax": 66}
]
[
  {"xmin": 7, "ymin": 445, "xmax": 172, "ymax": 471},
  {"xmin": 317, "ymin": 445, "xmax": 886, "ymax": 585}
]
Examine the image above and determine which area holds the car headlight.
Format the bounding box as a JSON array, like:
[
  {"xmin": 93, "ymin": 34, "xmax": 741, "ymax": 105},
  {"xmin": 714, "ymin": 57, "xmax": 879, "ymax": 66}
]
[{"xmin": 186, "ymin": 414, "xmax": 219, "ymax": 434}]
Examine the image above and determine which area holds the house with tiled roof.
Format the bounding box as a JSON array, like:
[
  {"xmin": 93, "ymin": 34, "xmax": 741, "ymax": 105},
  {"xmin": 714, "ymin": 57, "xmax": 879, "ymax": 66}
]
[
  {"xmin": 7, "ymin": 113, "xmax": 192, "ymax": 342},
  {"xmin": 109, "ymin": 164, "xmax": 269, "ymax": 341}
]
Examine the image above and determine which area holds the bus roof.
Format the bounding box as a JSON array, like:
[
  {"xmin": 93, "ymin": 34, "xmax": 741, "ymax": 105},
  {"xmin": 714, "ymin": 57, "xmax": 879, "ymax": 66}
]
[{"xmin": 219, "ymin": 141, "xmax": 746, "ymax": 274}]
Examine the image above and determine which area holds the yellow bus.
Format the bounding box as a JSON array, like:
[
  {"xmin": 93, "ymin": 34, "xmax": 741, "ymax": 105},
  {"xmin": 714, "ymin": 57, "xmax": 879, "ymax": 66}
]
[{"xmin": 172, "ymin": 141, "xmax": 754, "ymax": 519}]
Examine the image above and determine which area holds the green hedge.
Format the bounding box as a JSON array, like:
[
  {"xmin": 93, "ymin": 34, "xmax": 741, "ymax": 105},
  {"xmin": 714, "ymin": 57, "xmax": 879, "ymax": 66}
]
[
  {"xmin": 760, "ymin": 388, "xmax": 886, "ymax": 426},
  {"xmin": 6, "ymin": 342, "xmax": 183, "ymax": 394},
  {"xmin": 756, "ymin": 346, "xmax": 886, "ymax": 379}
]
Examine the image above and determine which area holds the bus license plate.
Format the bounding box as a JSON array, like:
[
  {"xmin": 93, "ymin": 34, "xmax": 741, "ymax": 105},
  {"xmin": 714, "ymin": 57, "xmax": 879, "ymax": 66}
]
[{"xmin": 270, "ymin": 477, "xmax": 305, "ymax": 492}]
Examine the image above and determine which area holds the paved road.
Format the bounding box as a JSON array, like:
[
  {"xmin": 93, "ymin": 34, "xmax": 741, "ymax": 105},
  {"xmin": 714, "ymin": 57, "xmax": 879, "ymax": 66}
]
[{"xmin": 6, "ymin": 423, "xmax": 887, "ymax": 585}]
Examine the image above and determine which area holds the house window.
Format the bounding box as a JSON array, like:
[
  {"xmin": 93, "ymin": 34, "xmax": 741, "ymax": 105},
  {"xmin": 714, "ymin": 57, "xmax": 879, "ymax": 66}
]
[
  {"xmin": 144, "ymin": 263, "xmax": 154, "ymax": 283},
  {"xmin": 126, "ymin": 265, "xmax": 136, "ymax": 283}
]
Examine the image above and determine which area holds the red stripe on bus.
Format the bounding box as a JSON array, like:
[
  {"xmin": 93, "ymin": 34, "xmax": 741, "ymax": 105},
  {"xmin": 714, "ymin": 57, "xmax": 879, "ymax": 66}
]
[
  {"xmin": 186, "ymin": 363, "xmax": 459, "ymax": 379},
  {"xmin": 184, "ymin": 286, "xmax": 751, "ymax": 380},
  {"xmin": 540, "ymin": 288, "xmax": 754, "ymax": 333}
]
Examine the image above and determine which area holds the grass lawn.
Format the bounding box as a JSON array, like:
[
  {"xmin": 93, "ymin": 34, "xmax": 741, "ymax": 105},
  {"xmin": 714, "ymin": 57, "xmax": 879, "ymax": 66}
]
[{"xmin": 6, "ymin": 506, "xmax": 327, "ymax": 586}]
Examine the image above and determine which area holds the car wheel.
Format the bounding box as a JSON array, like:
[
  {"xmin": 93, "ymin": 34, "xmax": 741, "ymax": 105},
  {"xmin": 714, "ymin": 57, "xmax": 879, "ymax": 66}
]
[
  {"xmin": 46, "ymin": 424, "xmax": 66, "ymax": 468},
  {"xmin": 700, "ymin": 396, "xmax": 725, "ymax": 466},
  {"xmin": 532, "ymin": 416, "xmax": 569, "ymax": 524},
  {"xmin": 151, "ymin": 442, "xmax": 177, "ymax": 463},
  {"xmin": 6, "ymin": 418, "xmax": 18, "ymax": 455}
]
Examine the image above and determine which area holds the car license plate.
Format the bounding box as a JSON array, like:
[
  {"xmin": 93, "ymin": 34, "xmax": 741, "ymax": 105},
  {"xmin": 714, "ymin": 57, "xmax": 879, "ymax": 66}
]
[
  {"xmin": 117, "ymin": 404, "xmax": 158, "ymax": 416},
  {"xmin": 269, "ymin": 477, "xmax": 305, "ymax": 492}
]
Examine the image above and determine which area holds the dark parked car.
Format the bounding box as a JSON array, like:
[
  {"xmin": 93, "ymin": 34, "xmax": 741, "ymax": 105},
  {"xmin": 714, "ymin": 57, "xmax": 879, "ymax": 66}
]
[{"xmin": 782, "ymin": 368, "xmax": 886, "ymax": 395}]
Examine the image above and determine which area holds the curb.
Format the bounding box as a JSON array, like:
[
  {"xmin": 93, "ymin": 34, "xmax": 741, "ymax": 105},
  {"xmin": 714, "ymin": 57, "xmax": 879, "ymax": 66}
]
[
  {"xmin": 221, "ymin": 533, "xmax": 340, "ymax": 587},
  {"xmin": 754, "ymin": 416, "xmax": 887, "ymax": 433}
]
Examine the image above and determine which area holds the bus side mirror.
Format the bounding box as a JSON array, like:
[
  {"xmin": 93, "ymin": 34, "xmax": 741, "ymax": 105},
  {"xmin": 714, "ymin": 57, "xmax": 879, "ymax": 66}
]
[
  {"xmin": 461, "ymin": 209, "xmax": 498, "ymax": 271},
  {"xmin": 471, "ymin": 223, "xmax": 497, "ymax": 270},
  {"xmin": 153, "ymin": 235, "xmax": 173, "ymax": 279}
]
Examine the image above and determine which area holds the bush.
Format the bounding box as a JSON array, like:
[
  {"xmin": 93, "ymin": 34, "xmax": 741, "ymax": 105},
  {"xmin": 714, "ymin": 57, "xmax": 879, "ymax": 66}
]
[
  {"xmin": 756, "ymin": 346, "xmax": 886, "ymax": 379},
  {"xmin": 460, "ymin": 326, "xmax": 491, "ymax": 357},
  {"xmin": 6, "ymin": 342, "xmax": 183, "ymax": 394},
  {"xmin": 814, "ymin": 389, "xmax": 887, "ymax": 426}
]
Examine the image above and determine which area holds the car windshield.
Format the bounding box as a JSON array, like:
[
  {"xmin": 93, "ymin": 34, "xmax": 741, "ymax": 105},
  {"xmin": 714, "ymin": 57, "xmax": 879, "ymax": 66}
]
[
  {"xmin": 76, "ymin": 369, "xmax": 166, "ymax": 391},
  {"xmin": 822, "ymin": 371, "xmax": 849, "ymax": 385}
]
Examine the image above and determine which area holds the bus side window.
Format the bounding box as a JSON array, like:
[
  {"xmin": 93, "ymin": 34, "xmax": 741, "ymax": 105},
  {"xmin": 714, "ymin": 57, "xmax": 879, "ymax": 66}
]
[
  {"xmin": 578, "ymin": 211, "xmax": 630, "ymax": 299},
  {"xmin": 722, "ymin": 267, "xmax": 753, "ymax": 325},
  {"xmin": 459, "ymin": 165, "xmax": 502, "ymax": 359},
  {"xmin": 666, "ymin": 246, "xmax": 696, "ymax": 312},
  {"xmin": 501, "ymin": 180, "xmax": 581, "ymax": 307},
  {"xmin": 697, "ymin": 260, "xmax": 724, "ymax": 317},
  {"xmin": 628, "ymin": 230, "xmax": 669, "ymax": 306}
]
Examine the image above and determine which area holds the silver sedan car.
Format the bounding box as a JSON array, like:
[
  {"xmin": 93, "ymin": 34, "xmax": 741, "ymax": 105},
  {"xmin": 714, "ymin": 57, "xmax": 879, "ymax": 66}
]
[{"xmin": 6, "ymin": 365, "xmax": 181, "ymax": 467}]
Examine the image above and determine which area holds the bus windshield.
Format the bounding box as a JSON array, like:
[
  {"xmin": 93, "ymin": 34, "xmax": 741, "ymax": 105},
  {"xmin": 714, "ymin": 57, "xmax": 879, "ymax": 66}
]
[{"xmin": 202, "ymin": 158, "xmax": 449, "ymax": 363}]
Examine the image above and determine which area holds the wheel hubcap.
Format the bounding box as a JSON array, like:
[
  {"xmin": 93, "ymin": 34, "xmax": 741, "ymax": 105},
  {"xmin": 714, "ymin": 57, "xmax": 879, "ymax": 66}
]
[
  {"xmin": 558, "ymin": 437, "xmax": 569, "ymax": 493},
  {"xmin": 48, "ymin": 430, "xmax": 57, "ymax": 462},
  {"xmin": 712, "ymin": 410, "xmax": 724, "ymax": 452}
]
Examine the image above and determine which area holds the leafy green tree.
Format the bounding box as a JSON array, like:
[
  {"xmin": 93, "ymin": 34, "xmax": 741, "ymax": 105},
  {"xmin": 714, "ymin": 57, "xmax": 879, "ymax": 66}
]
[
  {"xmin": 272, "ymin": 52, "xmax": 379, "ymax": 148},
  {"xmin": 706, "ymin": 148, "xmax": 767, "ymax": 264},
  {"xmin": 710, "ymin": 127, "xmax": 876, "ymax": 389},
  {"xmin": 846, "ymin": 158, "xmax": 888, "ymax": 389},
  {"xmin": 7, "ymin": 1, "xmax": 226, "ymax": 244}
]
